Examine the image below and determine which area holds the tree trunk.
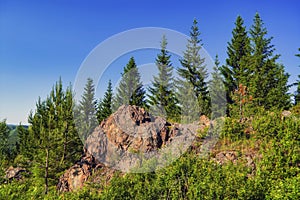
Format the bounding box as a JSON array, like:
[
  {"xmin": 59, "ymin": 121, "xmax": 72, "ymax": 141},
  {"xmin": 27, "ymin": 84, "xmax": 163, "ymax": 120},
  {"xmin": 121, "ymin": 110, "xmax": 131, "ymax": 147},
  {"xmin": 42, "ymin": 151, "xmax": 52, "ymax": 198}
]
[{"xmin": 45, "ymin": 148, "xmax": 49, "ymax": 194}]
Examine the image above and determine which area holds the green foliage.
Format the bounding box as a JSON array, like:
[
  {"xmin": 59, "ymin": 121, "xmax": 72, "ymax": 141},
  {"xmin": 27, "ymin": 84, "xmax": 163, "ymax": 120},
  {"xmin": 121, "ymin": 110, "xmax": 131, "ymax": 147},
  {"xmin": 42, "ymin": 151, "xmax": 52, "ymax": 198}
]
[
  {"xmin": 256, "ymin": 116, "xmax": 300, "ymax": 199},
  {"xmin": 148, "ymin": 35, "xmax": 180, "ymax": 121},
  {"xmin": 248, "ymin": 13, "xmax": 290, "ymax": 110},
  {"xmin": 75, "ymin": 78, "xmax": 98, "ymax": 141},
  {"xmin": 176, "ymin": 80, "xmax": 199, "ymax": 123},
  {"xmin": 28, "ymin": 79, "xmax": 82, "ymax": 194},
  {"xmin": 252, "ymin": 112, "xmax": 279, "ymax": 138},
  {"xmin": 221, "ymin": 117, "xmax": 246, "ymax": 140},
  {"xmin": 0, "ymin": 120, "xmax": 19, "ymax": 165},
  {"xmin": 230, "ymin": 84, "xmax": 255, "ymax": 120},
  {"xmin": 177, "ymin": 19, "xmax": 211, "ymax": 116},
  {"xmin": 267, "ymin": 174, "xmax": 300, "ymax": 199},
  {"xmin": 0, "ymin": 14, "xmax": 297, "ymax": 200},
  {"xmin": 294, "ymin": 48, "xmax": 300, "ymax": 105},
  {"xmin": 113, "ymin": 57, "xmax": 147, "ymax": 109},
  {"xmin": 99, "ymin": 153, "xmax": 264, "ymax": 199},
  {"xmin": 221, "ymin": 14, "xmax": 290, "ymax": 116},
  {"xmin": 0, "ymin": 120, "xmax": 10, "ymax": 165},
  {"xmin": 98, "ymin": 112, "xmax": 299, "ymax": 199},
  {"xmin": 291, "ymin": 103, "xmax": 300, "ymax": 117},
  {"xmin": 97, "ymin": 80, "xmax": 113, "ymax": 123},
  {"xmin": 220, "ymin": 15, "xmax": 251, "ymax": 113},
  {"xmin": 16, "ymin": 124, "xmax": 31, "ymax": 160},
  {"xmin": 1, "ymin": 110, "xmax": 299, "ymax": 199},
  {"xmin": 209, "ymin": 55, "xmax": 227, "ymax": 119}
]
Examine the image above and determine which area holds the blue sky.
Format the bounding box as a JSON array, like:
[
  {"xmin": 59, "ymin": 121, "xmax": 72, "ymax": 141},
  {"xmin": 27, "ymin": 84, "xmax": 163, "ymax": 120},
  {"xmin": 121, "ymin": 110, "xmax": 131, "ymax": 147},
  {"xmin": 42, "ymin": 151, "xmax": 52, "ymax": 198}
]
[{"xmin": 0, "ymin": 0, "xmax": 299, "ymax": 124}]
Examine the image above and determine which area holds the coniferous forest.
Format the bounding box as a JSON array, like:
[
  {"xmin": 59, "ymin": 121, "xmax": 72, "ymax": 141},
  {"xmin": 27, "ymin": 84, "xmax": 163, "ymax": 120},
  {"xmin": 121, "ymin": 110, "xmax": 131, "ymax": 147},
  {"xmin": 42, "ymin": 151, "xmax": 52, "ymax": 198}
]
[{"xmin": 1, "ymin": 12, "xmax": 300, "ymax": 199}]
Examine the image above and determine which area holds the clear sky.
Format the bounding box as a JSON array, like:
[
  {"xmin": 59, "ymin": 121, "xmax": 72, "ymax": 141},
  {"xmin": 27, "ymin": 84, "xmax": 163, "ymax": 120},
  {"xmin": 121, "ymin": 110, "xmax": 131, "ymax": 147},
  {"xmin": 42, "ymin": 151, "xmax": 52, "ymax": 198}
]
[{"xmin": 0, "ymin": 0, "xmax": 299, "ymax": 124}]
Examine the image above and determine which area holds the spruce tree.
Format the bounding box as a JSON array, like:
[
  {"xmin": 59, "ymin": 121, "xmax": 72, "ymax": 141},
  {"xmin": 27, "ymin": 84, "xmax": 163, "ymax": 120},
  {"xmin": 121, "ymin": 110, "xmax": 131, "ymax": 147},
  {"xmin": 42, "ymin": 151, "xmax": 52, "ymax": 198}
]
[
  {"xmin": 148, "ymin": 35, "xmax": 179, "ymax": 120},
  {"xmin": 97, "ymin": 80, "xmax": 113, "ymax": 122},
  {"xmin": 176, "ymin": 79, "xmax": 199, "ymax": 123},
  {"xmin": 177, "ymin": 19, "xmax": 210, "ymax": 116},
  {"xmin": 294, "ymin": 48, "xmax": 300, "ymax": 105},
  {"xmin": 76, "ymin": 78, "xmax": 98, "ymax": 141},
  {"xmin": 220, "ymin": 16, "xmax": 251, "ymax": 113},
  {"xmin": 249, "ymin": 13, "xmax": 290, "ymax": 109},
  {"xmin": 209, "ymin": 55, "xmax": 226, "ymax": 119},
  {"xmin": 113, "ymin": 57, "xmax": 147, "ymax": 109}
]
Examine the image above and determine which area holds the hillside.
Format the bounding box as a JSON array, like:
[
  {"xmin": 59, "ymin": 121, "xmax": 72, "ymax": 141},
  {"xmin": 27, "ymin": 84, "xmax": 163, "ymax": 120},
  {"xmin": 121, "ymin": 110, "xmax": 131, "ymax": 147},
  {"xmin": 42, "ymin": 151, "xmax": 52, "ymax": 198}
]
[
  {"xmin": 0, "ymin": 7, "xmax": 299, "ymax": 199},
  {"xmin": 1, "ymin": 105, "xmax": 299, "ymax": 199}
]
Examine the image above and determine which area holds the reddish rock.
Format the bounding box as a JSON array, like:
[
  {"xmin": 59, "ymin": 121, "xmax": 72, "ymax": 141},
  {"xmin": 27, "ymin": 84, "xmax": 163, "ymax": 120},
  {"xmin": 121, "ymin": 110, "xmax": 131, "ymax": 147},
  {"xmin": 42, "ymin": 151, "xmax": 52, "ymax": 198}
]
[
  {"xmin": 57, "ymin": 151, "xmax": 96, "ymax": 192},
  {"xmin": 199, "ymin": 115, "xmax": 210, "ymax": 127},
  {"xmin": 58, "ymin": 105, "xmax": 210, "ymax": 192}
]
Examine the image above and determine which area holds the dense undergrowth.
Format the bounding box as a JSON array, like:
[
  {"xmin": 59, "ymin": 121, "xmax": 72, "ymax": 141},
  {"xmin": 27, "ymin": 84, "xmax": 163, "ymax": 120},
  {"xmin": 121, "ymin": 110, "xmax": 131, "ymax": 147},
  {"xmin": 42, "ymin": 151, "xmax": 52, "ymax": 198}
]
[{"xmin": 0, "ymin": 107, "xmax": 299, "ymax": 200}]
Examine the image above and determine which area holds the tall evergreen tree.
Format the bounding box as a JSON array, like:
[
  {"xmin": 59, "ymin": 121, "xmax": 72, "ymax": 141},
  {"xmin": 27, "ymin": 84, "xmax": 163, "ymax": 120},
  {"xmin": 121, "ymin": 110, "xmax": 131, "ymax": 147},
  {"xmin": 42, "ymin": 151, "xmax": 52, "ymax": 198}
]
[
  {"xmin": 28, "ymin": 79, "xmax": 82, "ymax": 194},
  {"xmin": 294, "ymin": 48, "xmax": 300, "ymax": 105},
  {"xmin": 220, "ymin": 16, "xmax": 251, "ymax": 113},
  {"xmin": 0, "ymin": 120, "xmax": 10, "ymax": 164},
  {"xmin": 176, "ymin": 78, "xmax": 199, "ymax": 123},
  {"xmin": 177, "ymin": 19, "xmax": 210, "ymax": 116},
  {"xmin": 97, "ymin": 80, "xmax": 113, "ymax": 123},
  {"xmin": 148, "ymin": 35, "xmax": 179, "ymax": 120},
  {"xmin": 209, "ymin": 55, "xmax": 226, "ymax": 119},
  {"xmin": 113, "ymin": 57, "xmax": 147, "ymax": 109},
  {"xmin": 16, "ymin": 124, "xmax": 31, "ymax": 159},
  {"xmin": 61, "ymin": 86, "xmax": 83, "ymax": 164},
  {"xmin": 75, "ymin": 78, "xmax": 98, "ymax": 141},
  {"xmin": 249, "ymin": 13, "xmax": 290, "ymax": 109}
]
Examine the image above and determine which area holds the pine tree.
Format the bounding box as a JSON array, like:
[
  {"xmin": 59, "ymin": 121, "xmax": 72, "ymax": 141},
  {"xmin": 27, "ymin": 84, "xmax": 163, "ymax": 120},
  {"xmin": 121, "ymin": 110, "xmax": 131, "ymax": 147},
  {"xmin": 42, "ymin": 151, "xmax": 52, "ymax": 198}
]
[
  {"xmin": 16, "ymin": 124, "xmax": 30, "ymax": 159},
  {"xmin": 28, "ymin": 96, "xmax": 54, "ymax": 194},
  {"xmin": 113, "ymin": 57, "xmax": 147, "ymax": 109},
  {"xmin": 97, "ymin": 80, "xmax": 113, "ymax": 122},
  {"xmin": 76, "ymin": 78, "xmax": 98, "ymax": 141},
  {"xmin": 0, "ymin": 120, "xmax": 10, "ymax": 164},
  {"xmin": 294, "ymin": 48, "xmax": 300, "ymax": 105},
  {"xmin": 249, "ymin": 13, "xmax": 290, "ymax": 109},
  {"xmin": 177, "ymin": 19, "xmax": 210, "ymax": 116},
  {"xmin": 28, "ymin": 79, "xmax": 82, "ymax": 194},
  {"xmin": 209, "ymin": 55, "xmax": 226, "ymax": 119},
  {"xmin": 220, "ymin": 16, "xmax": 251, "ymax": 113},
  {"xmin": 148, "ymin": 35, "xmax": 180, "ymax": 120},
  {"xmin": 61, "ymin": 85, "xmax": 83, "ymax": 165}
]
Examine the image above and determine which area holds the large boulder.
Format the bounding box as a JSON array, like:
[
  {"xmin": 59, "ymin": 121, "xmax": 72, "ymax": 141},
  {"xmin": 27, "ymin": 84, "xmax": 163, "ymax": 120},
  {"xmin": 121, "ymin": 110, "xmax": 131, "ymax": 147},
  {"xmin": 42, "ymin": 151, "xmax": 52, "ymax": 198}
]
[
  {"xmin": 57, "ymin": 151, "xmax": 96, "ymax": 192},
  {"xmin": 85, "ymin": 105, "xmax": 203, "ymax": 172},
  {"xmin": 57, "ymin": 150, "xmax": 115, "ymax": 192},
  {"xmin": 58, "ymin": 105, "xmax": 210, "ymax": 191}
]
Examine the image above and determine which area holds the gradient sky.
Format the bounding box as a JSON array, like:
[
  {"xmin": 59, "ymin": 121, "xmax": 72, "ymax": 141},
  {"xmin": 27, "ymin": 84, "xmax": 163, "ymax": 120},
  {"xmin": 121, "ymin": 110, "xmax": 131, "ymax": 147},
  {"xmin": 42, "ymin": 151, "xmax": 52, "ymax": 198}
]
[{"xmin": 0, "ymin": 0, "xmax": 299, "ymax": 124}]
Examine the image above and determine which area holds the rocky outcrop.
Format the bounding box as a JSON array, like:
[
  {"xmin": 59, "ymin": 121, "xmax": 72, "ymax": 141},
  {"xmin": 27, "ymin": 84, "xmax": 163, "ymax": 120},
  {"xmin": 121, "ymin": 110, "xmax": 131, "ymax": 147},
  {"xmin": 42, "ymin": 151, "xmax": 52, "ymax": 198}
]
[
  {"xmin": 212, "ymin": 150, "xmax": 258, "ymax": 176},
  {"xmin": 57, "ymin": 150, "xmax": 115, "ymax": 192},
  {"xmin": 57, "ymin": 151, "xmax": 96, "ymax": 192},
  {"xmin": 85, "ymin": 105, "xmax": 204, "ymax": 172},
  {"xmin": 57, "ymin": 105, "xmax": 209, "ymax": 191}
]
